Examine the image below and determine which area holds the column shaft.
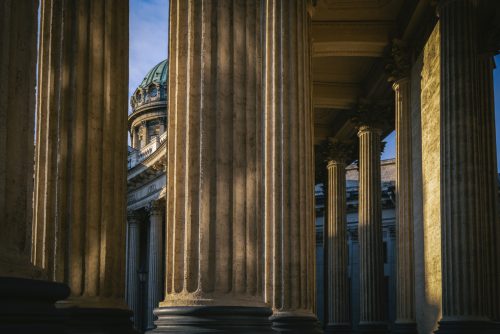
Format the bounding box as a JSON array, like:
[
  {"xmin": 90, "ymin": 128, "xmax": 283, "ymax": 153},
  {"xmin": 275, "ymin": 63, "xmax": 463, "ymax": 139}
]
[
  {"xmin": 263, "ymin": 0, "xmax": 316, "ymax": 325},
  {"xmin": 33, "ymin": 0, "xmax": 129, "ymax": 308},
  {"xmin": 127, "ymin": 215, "xmax": 141, "ymax": 329},
  {"xmin": 158, "ymin": 2, "xmax": 272, "ymax": 331},
  {"xmin": 477, "ymin": 55, "xmax": 500, "ymax": 324},
  {"xmin": 438, "ymin": 0, "xmax": 493, "ymax": 330},
  {"xmin": 357, "ymin": 126, "xmax": 387, "ymax": 332},
  {"xmin": 393, "ymin": 77, "xmax": 417, "ymax": 333},
  {"xmin": 326, "ymin": 160, "xmax": 350, "ymax": 332},
  {"xmin": 147, "ymin": 203, "xmax": 163, "ymax": 330},
  {"xmin": 0, "ymin": 0, "xmax": 41, "ymax": 279}
]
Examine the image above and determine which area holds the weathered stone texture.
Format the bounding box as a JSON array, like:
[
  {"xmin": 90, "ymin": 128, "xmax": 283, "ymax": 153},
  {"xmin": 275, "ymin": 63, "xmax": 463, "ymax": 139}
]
[{"xmin": 416, "ymin": 22, "xmax": 442, "ymax": 334}]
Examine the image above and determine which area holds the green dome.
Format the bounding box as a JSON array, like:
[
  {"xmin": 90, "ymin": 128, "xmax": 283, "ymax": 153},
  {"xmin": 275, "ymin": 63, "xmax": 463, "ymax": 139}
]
[{"xmin": 139, "ymin": 59, "xmax": 168, "ymax": 88}]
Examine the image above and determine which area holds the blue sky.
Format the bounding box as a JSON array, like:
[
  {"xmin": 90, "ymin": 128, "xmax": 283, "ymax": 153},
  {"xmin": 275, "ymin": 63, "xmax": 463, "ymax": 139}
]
[
  {"xmin": 128, "ymin": 3, "xmax": 500, "ymax": 168},
  {"xmin": 129, "ymin": 0, "xmax": 170, "ymax": 114}
]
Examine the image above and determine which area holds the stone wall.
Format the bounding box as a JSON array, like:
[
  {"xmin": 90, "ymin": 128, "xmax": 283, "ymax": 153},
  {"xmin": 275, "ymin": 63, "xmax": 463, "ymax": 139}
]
[{"xmin": 412, "ymin": 22, "xmax": 442, "ymax": 334}]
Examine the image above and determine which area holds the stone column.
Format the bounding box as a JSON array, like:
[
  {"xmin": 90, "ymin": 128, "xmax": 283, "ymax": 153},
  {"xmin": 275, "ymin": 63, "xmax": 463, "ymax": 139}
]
[
  {"xmin": 389, "ymin": 41, "xmax": 418, "ymax": 333},
  {"xmin": 325, "ymin": 145, "xmax": 351, "ymax": 334},
  {"xmin": 437, "ymin": 0, "xmax": 495, "ymax": 332},
  {"xmin": 127, "ymin": 211, "xmax": 141, "ymax": 329},
  {"xmin": 263, "ymin": 1, "xmax": 319, "ymax": 332},
  {"xmin": 146, "ymin": 201, "xmax": 163, "ymax": 330},
  {"xmin": 0, "ymin": 2, "xmax": 70, "ymax": 333},
  {"xmin": 33, "ymin": 1, "xmax": 136, "ymax": 332},
  {"xmin": 154, "ymin": 1, "xmax": 272, "ymax": 332},
  {"xmin": 477, "ymin": 53, "xmax": 500, "ymax": 327},
  {"xmin": 357, "ymin": 124, "xmax": 387, "ymax": 333}
]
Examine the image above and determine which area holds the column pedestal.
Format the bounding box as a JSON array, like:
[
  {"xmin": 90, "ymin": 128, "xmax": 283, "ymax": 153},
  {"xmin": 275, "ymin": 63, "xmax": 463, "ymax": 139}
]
[
  {"xmin": 0, "ymin": 277, "xmax": 70, "ymax": 334},
  {"xmin": 151, "ymin": 307, "xmax": 272, "ymax": 333}
]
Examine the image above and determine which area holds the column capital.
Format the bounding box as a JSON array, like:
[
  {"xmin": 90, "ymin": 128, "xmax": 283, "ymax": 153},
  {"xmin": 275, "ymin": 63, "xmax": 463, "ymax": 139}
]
[
  {"xmin": 147, "ymin": 200, "xmax": 164, "ymax": 217},
  {"xmin": 351, "ymin": 103, "xmax": 392, "ymax": 135},
  {"xmin": 323, "ymin": 139, "xmax": 356, "ymax": 166},
  {"xmin": 386, "ymin": 38, "xmax": 411, "ymax": 85},
  {"xmin": 127, "ymin": 210, "xmax": 141, "ymax": 224}
]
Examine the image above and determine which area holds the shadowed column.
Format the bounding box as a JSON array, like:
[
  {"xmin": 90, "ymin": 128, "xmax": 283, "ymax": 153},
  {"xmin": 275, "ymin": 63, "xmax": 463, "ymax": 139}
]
[
  {"xmin": 146, "ymin": 201, "xmax": 163, "ymax": 330},
  {"xmin": 388, "ymin": 39, "xmax": 418, "ymax": 334},
  {"xmin": 324, "ymin": 143, "xmax": 352, "ymax": 334},
  {"xmin": 436, "ymin": 0, "xmax": 496, "ymax": 332},
  {"xmin": 126, "ymin": 211, "xmax": 141, "ymax": 329},
  {"xmin": 357, "ymin": 124, "xmax": 387, "ymax": 334}
]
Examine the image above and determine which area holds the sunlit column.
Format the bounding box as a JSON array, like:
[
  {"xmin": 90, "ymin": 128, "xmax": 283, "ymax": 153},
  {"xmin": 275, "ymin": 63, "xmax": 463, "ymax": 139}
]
[
  {"xmin": 357, "ymin": 124, "xmax": 387, "ymax": 334},
  {"xmin": 0, "ymin": 0, "xmax": 41, "ymax": 280},
  {"xmin": 33, "ymin": 1, "xmax": 134, "ymax": 330},
  {"xmin": 263, "ymin": 1, "xmax": 319, "ymax": 332},
  {"xmin": 437, "ymin": 0, "xmax": 495, "ymax": 331},
  {"xmin": 156, "ymin": 1, "xmax": 272, "ymax": 332}
]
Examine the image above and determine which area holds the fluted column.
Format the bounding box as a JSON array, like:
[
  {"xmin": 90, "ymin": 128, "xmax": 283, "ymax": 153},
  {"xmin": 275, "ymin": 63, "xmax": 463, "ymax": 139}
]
[
  {"xmin": 325, "ymin": 150, "xmax": 350, "ymax": 333},
  {"xmin": 32, "ymin": 1, "xmax": 136, "ymax": 331},
  {"xmin": 155, "ymin": 1, "xmax": 272, "ymax": 332},
  {"xmin": 127, "ymin": 211, "xmax": 141, "ymax": 329},
  {"xmin": 477, "ymin": 54, "xmax": 500, "ymax": 327},
  {"xmin": 357, "ymin": 125, "xmax": 387, "ymax": 333},
  {"xmin": 0, "ymin": 0, "xmax": 41, "ymax": 280},
  {"xmin": 437, "ymin": 0, "xmax": 495, "ymax": 332},
  {"xmin": 0, "ymin": 2, "xmax": 71, "ymax": 332},
  {"xmin": 391, "ymin": 56, "xmax": 417, "ymax": 333},
  {"xmin": 146, "ymin": 201, "xmax": 163, "ymax": 330},
  {"xmin": 263, "ymin": 1, "xmax": 319, "ymax": 332}
]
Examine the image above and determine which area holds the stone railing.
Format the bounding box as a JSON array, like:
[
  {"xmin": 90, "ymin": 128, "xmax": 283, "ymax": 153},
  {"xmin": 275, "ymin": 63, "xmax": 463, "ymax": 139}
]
[{"xmin": 128, "ymin": 132, "xmax": 167, "ymax": 169}]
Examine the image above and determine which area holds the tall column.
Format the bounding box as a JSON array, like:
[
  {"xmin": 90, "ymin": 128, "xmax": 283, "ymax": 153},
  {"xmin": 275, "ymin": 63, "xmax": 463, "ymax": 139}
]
[
  {"xmin": 263, "ymin": 1, "xmax": 319, "ymax": 332},
  {"xmin": 127, "ymin": 211, "xmax": 141, "ymax": 330},
  {"xmin": 146, "ymin": 201, "xmax": 163, "ymax": 330},
  {"xmin": 325, "ymin": 144, "xmax": 351, "ymax": 334},
  {"xmin": 388, "ymin": 39, "xmax": 418, "ymax": 334},
  {"xmin": 33, "ymin": 1, "xmax": 136, "ymax": 332},
  {"xmin": 437, "ymin": 0, "xmax": 495, "ymax": 332},
  {"xmin": 0, "ymin": 2, "xmax": 70, "ymax": 333},
  {"xmin": 154, "ymin": 1, "xmax": 272, "ymax": 332},
  {"xmin": 477, "ymin": 54, "xmax": 500, "ymax": 328},
  {"xmin": 357, "ymin": 124, "xmax": 387, "ymax": 334}
]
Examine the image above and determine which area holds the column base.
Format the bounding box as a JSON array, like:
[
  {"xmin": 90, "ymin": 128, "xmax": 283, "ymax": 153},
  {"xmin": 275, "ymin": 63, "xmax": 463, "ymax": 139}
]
[
  {"xmin": 324, "ymin": 323, "xmax": 351, "ymax": 333},
  {"xmin": 62, "ymin": 307, "xmax": 141, "ymax": 334},
  {"xmin": 391, "ymin": 321, "xmax": 418, "ymax": 334},
  {"xmin": 148, "ymin": 306, "xmax": 274, "ymax": 333},
  {"xmin": 270, "ymin": 312, "xmax": 323, "ymax": 333},
  {"xmin": 0, "ymin": 276, "xmax": 70, "ymax": 334},
  {"xmin": 434, "ymin": 320, "xmax": 496, "ymax": 334},
  {"xmin": 356, "ymin": 321, "xmax": 388, "ymax": 334}
]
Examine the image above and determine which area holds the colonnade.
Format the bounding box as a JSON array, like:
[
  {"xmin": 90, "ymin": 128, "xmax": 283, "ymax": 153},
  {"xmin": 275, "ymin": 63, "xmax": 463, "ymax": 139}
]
[{"xmin": 323, "ymin": 2, "xmax": 500, "ymax": 333}]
